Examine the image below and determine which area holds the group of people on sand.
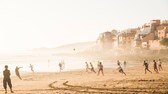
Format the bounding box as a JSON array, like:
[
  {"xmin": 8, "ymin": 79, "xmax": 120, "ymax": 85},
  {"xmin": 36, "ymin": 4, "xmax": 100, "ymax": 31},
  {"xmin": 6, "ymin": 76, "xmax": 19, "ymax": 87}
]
[
  {"xmin": 85, "ymin": 60, "xmax": 127, "ymax": 76},
  {"xmin": 143, "ymin": 59, "xmax": 163, "ymax": 74},
  {"xmin": 85, "ymin": 61, "xmax": 104, "ymax": 76},
  {"xmin": 116, "ymin": 59, "xmax": 163, "ymax": 75},
  {"xmin": 3, "ymin": 60, "xmax": 66, "ymax": 94},
  {"xmin": 2, "ymin": 64, "xmax": 34, "ymax": 93},
  {"xmin": 2, "ymin": 59, "xmax": 164, "ymax": 93},
  {"xmin": 15, "ymin": 64, "xmax": 34, "ymax": 80},
  {"xmin": 10, "ymin": 64, "xmax": 34, "ymax": 81},
  {"xmin": 85, "ymin": 59, "xmax": 163, "ymax": 76}
]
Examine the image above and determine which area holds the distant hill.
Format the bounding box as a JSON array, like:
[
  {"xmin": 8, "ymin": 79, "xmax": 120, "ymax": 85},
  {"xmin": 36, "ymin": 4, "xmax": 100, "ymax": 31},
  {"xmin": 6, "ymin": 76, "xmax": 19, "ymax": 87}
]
[{"xmin": 31, "ymin": 41, "xmax": 97, "ymax": 54}]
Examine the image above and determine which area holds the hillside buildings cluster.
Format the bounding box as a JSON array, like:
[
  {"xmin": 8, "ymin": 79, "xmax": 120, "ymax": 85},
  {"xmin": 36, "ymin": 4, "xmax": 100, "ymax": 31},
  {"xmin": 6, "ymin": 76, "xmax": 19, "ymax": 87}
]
[{"xmin": 97, "ymin": 20, "xmax": 168, "ymax": 50}]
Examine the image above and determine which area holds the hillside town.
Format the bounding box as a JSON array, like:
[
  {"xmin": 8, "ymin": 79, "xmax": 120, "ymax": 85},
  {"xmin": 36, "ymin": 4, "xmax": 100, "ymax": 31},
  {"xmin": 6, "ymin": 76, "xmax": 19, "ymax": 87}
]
[{"xmin": 97, "ymin": 20, "xmax": 168, "ymax": 51}]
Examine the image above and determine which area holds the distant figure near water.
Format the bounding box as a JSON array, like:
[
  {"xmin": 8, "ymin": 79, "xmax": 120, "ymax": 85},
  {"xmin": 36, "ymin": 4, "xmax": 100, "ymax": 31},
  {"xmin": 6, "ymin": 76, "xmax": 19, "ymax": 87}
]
[
  {"xmin": 143, "ymin": 60, "xmax": 152, "ymax": 74},
  {"xmin": 59, "ymin": 62, "xmax": 62, "ymax": 72},
  {"xmin": 97, "ymin": 62, "xmax": 104, "ymax": 76},
  {"xmin": 15, "ymin": 66, "xmax": 22, "ymax": 80},
  {"xmin": 158, "ymin": 59, "xmax": 163, "ymax": 71},
  {"xmin": 90, "ymin": 62, "xmax": 96, "ymax": 73},
  {"xmin": 85, "ymin": 62, "xmax": 90, "ymax": 72},
  {"xmin": 29, "ymin": 64, "xmax": 34, "ymax": 73},
  {"xmin": 3, "ymin": 65, "xmax": 14, "ymax": 93},
  {"xmin": 59, "ymin": 60, "xmax": 65, "ymax": 72},
  {"xmin": 153, "ymin": 60, "xmax": 159, "ymax": 73}
]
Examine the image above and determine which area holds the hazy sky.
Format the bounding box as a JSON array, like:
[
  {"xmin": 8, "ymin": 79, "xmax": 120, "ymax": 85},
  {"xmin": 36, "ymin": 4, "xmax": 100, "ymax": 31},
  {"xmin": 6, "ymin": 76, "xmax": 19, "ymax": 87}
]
[{"xmin": 0, "ymin": 0, "xmax": 168, "ymax": 51}]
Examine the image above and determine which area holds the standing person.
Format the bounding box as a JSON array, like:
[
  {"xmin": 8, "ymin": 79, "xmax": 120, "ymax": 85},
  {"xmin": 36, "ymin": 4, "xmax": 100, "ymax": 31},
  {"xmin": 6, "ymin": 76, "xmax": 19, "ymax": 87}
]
[
  {"xmin": 117, "ymin": 66, "xmax": 126, "ymax": 75},
  {"xmin": 29, "ymin": 64, "xmax": 34, "ymax": 72},
  {"xmin": 3, "ymin": 65, "xmax": 14, "ymax": 93},
  {"xmin": 158, "ymin": 59, "xmax": 163, "ymax": 71},
  {"xmin": 15, "ymin": 66, "xmax": 22, "ymax": 80},
  {"xmin": 85, "ymin": 62, "xmax": 89, "ymax": 72},
  {"xmin": 59, "ymin": 62, "xmax": 62, "ymax": 72},
  {"xmin": 97, "ymin": 62, "xmax": 104, "ymax": 76},
  {"xmin": 153, "ymin": 60, "xmax": 159, "ymax": 73},
  {"xmin": 59, "ymin": 60, "xmax": 65, "ymax": 72},
  {"xmin": 143, "ymin": 60, "xmax": 152, "ymax": 74},
  {"xmin": 90, "ymin": 62, "xmax": 96, "ymax": 73}
]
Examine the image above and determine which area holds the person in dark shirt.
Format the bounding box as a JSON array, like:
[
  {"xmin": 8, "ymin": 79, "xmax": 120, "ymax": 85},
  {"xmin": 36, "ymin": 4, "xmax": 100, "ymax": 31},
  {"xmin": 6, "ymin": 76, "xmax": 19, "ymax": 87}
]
[
  {"xmin": 118, "ymin": 66, "xmax": 126, "ymax": 75},
  {"xmin": 3, "ymin": 65, "xmax": 14, "ymax": 93},
  {"xmin": 143, "ymin": 60, "xmax": 152, "ymax": 74},
  {"xmin": 97, "ymin": 62, "xmax": 104, "ymax": 76},
  {"xmin": 153, "ymin": 60, "xmax": 159, "ymax": 73},
  {"xmin": 15, "ymin": 66, "xmax": 22, "ymax": 80}
]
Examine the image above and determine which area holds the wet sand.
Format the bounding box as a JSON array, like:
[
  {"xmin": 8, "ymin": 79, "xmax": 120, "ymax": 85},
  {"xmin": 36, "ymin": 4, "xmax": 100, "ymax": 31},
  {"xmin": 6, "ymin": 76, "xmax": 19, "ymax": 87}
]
[{"xmin": 0, "ymin": 63, "xmax": 168, "ymax": 94}]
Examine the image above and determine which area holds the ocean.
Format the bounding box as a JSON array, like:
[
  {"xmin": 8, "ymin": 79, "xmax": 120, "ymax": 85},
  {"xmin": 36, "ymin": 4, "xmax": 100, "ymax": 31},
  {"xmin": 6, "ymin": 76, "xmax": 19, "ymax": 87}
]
[{"xmin": 0, "ymin": 54, "xmax": 135, "ymax": 78}]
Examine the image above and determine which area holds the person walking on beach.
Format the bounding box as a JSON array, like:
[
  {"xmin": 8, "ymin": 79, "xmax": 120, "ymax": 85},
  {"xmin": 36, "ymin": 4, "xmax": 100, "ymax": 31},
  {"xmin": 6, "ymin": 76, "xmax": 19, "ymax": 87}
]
[
  {"xmin": 158, "ymin": 59, "xmax": 163, "ymax": 71},
  {"xmin": 85, "ymin": 62, "xmax": 89, "ymax": 72},
  {"xmin": 29, "ymin": 64, "xmax": 34, "ymax": 72},
  {"xmin": 3, "ymin": 65, "xmax": 14, "ymax": 93},
  {"xmin": 153, "ymin": 60, "xmax": 159, "ymax": 73},
  {"xmin": 90, "ymin": 62, "xmax": 96, "ymax": 73},
  {"xmin": 97, "ymin": 62, "xmax": 104, "ymax": 76},
  {"xmin": 143, "ymin": 60, "xmax": 152, "ymax": 74},
  {"xmin": 15, "ymin": 66, "xmax": 22, "ymax": 80}
]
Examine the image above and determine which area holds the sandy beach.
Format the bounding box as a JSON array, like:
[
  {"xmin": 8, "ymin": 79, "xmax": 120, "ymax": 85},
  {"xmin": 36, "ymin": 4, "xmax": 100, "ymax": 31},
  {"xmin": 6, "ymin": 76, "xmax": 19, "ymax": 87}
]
[
  {"xmin": 0, "ymin": 0, "xmax": 168, "ymax": 93},
  {"xmin": 0, "ymin": 62, "xmax": 168, "ymax": 94}
]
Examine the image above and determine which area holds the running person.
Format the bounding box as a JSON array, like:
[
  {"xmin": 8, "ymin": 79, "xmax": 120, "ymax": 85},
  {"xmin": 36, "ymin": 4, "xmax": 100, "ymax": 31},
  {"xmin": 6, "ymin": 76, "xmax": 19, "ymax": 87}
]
[
  {"xmin": 118, "ymin": 66, "xmax": 126, "ymax": 75},
  {"xmin": 15, "ymin": 66, "xmax": 22, "ymax": 80},
  {"xmin": 3, "ymin": 65, "xmax": 14, "ymax": 93},
  {"xmin": 143, "ymin": 60, "xmax": 152, "ymax": 74},
  {"xmin": 158, "ymin": 59, "xmax": 163, "ymax": 71},
  {"xmin": 97, "ymin": 62, "xmax": 104, "ymax": 76},
  {"xmin": 90, "ymin": 62, "xmax": 96, "ymax": 73},
  {"xmin": 29, "ymin": 64, "xmax": 34, "ymax": 72},
  {"xmin": 85, "ymin": 62, "xmax": 90, "ymax": 72},
  {"xmin": 153, "ymin": 60, "xmax": 159, "ymax": 73}
]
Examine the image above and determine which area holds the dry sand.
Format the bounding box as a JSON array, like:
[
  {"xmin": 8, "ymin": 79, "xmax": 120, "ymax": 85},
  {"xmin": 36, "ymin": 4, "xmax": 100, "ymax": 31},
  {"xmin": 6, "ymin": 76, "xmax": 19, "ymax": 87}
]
[{"xmin": 0, "ymin": 63, "xmax": 168, "ymax": 94}]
